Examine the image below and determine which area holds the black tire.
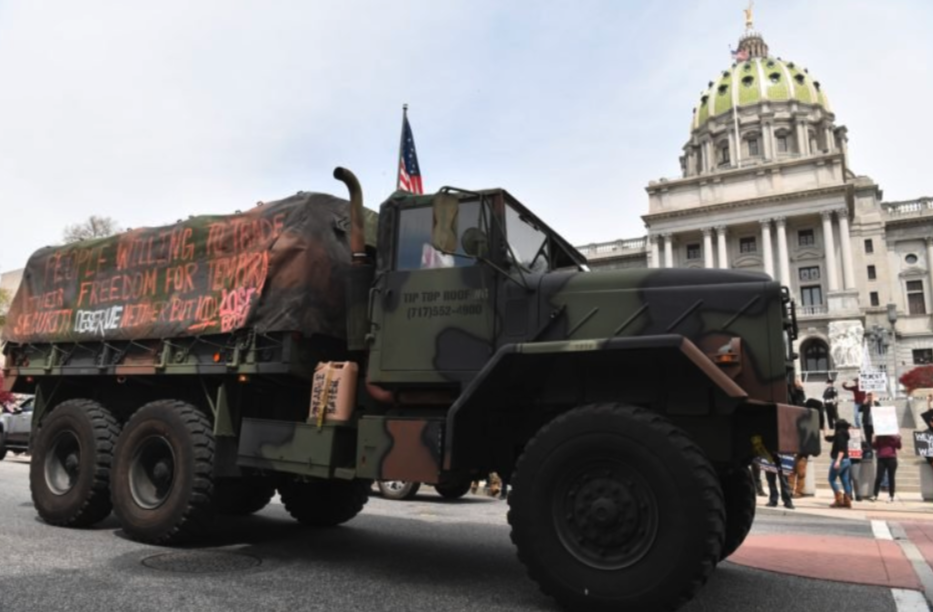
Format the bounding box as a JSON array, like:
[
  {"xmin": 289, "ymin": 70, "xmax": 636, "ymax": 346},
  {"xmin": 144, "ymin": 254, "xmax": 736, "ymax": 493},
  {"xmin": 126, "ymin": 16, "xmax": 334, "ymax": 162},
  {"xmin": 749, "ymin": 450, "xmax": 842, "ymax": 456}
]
[
  {"xmin": 377, "ymin": 480, "xmax": 421, "ymax": 500},
  {"xmin": 111, "ymin": 400, "xmax": 215, "ymax": 545},
  {"xmin": 434, "ymin": 476, "xmax": 473, "ymax": 500},
  {"xmin": 508, "ymin": 404, "xmax": 725, "ymax": 612},
  {"xmin": 213, "ymin": 478, "xmax": 276, "ymax": 515},
  {"xmin": 29, "ymin": 399, "xmax": 120, "ymax": 527},
  {"xmin": 719, "ymin": 466, "xmax": 756, "ymax": 561},
  {"xmin": 279, "ymin": 478, "xmax": 370, "ymax": 527}
]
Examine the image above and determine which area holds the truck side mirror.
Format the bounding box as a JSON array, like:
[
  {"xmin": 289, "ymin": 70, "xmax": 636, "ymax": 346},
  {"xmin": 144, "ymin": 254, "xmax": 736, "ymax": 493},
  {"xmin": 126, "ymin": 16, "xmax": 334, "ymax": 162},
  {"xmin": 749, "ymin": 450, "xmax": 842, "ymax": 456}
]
[
  {"xmin": 461, "ymin": 227, "xmax": 489, "ymax": 258},
  {"xmin": 431, "ymin": 193, "xmax": 459, "ymax": 254}
]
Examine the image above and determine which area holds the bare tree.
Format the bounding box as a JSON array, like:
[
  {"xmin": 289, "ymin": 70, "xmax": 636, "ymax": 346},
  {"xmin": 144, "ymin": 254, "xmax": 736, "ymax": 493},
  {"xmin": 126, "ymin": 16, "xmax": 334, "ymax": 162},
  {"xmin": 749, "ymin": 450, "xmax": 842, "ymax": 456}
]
[{"xmin": 62, "ymin": 215, "xmax": 121, "ymax": 243}]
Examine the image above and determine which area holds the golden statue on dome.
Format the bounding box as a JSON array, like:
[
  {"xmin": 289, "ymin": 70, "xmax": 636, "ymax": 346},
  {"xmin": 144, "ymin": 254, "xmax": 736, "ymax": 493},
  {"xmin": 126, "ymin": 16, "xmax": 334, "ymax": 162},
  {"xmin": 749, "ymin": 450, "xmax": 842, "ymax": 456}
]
[{"xmin": 744, "ymin": 1, "xmax": 754, "ymax": 31}]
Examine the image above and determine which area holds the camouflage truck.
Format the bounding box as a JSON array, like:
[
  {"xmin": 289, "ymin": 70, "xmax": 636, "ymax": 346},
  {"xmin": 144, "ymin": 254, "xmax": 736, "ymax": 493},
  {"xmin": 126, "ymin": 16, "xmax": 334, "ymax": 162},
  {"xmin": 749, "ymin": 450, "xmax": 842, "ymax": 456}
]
[{"xmin": 2, "ymin": 168, "xmax": 819, "ymax": 612}]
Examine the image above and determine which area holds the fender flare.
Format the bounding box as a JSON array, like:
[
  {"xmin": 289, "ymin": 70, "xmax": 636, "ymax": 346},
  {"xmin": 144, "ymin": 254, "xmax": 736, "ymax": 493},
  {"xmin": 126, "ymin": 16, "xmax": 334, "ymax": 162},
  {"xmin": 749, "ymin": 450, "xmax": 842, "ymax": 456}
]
[{"xmin": 443, "ymin": 334, "xmax": 749, "ymax": 470}]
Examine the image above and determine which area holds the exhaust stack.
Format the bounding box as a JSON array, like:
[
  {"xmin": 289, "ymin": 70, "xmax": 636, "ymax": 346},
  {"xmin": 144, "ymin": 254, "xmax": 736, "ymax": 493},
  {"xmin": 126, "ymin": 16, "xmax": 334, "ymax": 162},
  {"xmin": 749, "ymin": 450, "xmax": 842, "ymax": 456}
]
[{"xmin": 333, "ymin": 167, "xmax": 367, "ymax": 265}]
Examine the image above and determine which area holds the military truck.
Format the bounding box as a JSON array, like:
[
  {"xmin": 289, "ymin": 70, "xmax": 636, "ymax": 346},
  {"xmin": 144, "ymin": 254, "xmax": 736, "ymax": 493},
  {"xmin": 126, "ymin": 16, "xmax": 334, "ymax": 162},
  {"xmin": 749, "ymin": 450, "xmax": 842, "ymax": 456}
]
[{"xmin": 2, "ymin": 168, "xmax": 819, "ymax": 612}]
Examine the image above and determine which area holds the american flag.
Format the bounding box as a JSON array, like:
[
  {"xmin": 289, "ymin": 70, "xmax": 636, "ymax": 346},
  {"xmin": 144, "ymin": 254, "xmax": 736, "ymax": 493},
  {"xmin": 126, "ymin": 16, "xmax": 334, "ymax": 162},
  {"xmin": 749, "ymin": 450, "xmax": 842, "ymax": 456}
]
[
  {"xmin": 730, "ymin": 46, "xmax": 749, "ymax": 62},
  {"xmin": 397, "ymin": 111, "xmax": 423, "ymax": 194}
]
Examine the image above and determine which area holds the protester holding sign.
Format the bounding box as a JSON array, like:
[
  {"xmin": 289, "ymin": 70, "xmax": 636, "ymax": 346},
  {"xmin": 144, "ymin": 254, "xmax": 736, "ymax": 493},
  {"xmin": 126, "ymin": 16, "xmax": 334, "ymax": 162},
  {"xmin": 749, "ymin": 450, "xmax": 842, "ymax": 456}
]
[
  {"xmin": 843, "ymin": 379, "xmax": 866, "ymax": 428},
  {"xmin": 861, "ymin": 391, "xmax": 880, "ymax": 447},
  {"xmin": 871, "ymin": 433, "xmax": 902, "ymax": 503},
  {"xmin": 826, "ymin": 419, "xmax": 853, "ymax": 508}
]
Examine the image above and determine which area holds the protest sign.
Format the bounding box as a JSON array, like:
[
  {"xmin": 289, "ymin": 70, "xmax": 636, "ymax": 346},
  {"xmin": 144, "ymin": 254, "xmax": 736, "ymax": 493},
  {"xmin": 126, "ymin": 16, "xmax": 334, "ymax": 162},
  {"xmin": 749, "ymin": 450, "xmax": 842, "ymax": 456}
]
[
  {"xmin": 872, "ymin": 405, "xmax": 899, "ymax": 436},
  {"xmin": 859, "ymin": 371, "xmax": 888, "ymax": 393},
  {"xmin": 914, "ymin": 431, "xmax": 933, "ymax": 458},
  {"xmin": 848, "ymin": 428, "xmax": 863, "ymax": 460}
]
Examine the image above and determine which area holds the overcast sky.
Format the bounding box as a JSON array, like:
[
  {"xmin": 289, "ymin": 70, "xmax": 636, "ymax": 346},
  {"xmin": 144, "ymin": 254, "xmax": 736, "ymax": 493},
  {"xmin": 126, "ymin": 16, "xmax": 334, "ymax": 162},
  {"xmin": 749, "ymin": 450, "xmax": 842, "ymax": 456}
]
[{"xmin": 1, "ymin": 0, "xmax": 930, "ymax": 271}]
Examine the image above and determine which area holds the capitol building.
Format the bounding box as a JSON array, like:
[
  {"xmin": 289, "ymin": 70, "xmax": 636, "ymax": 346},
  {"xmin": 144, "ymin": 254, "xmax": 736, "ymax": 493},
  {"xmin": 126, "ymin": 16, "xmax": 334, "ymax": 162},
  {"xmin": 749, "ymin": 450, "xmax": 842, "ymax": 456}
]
[{"xmin": 578, "ymin": 26, "xmax": 933, "ymax": 393}]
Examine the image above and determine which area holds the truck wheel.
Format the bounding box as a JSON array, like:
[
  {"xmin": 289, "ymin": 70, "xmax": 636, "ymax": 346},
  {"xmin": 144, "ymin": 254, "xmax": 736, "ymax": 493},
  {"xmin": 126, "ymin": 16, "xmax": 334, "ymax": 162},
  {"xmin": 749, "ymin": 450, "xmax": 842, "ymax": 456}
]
[
  {"xmin": 434, "ymin": 476, "xmax": 473, "ymax": 499},
  {"xmin": 279, "ymin": 478, "xmax": 370, "ymax": 527},
  {"xmin": 508, "ymin": 404, "xmax": 725, "ymax": 612},
  {"xmin": 719, "ymin": 466, "xmax": 756, "ymax": 561},
  {"xmin": 111, "ymin": 400, "xmax": 215, "ymax": 544},
  {"xmin": 213, "ymin": 478, "xmax": 276, "ymax": 515},
  {"xmin": 377, "ymin": 480, "xmax": 421, "ymax": 500},
  {"xmin": 29, "ymin": 399, "xmax": 120, "ymax": 527}
]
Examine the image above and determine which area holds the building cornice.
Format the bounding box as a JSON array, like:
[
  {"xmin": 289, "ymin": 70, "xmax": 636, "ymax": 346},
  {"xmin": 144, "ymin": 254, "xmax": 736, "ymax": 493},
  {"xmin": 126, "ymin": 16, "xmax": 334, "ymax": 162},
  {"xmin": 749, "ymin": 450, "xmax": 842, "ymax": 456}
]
[{"xmin": 642, "ymin": 184, "xmax": 850, "ymax": 224}]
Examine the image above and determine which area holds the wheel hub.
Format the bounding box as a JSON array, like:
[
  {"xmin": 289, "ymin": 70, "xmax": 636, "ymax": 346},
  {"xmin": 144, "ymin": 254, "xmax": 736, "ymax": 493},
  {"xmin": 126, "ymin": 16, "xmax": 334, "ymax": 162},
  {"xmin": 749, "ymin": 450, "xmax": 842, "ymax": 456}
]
[
  {"xmin": 129, "ymin": 436, "xmax": 176, "ymax": 510},
  {"xmin": 555, "ymin": 463, "xmax": 658, "ymax": 570},
  {"xmin": 44, "ymin": 431, "xmax": 82, "ymax": 496}
]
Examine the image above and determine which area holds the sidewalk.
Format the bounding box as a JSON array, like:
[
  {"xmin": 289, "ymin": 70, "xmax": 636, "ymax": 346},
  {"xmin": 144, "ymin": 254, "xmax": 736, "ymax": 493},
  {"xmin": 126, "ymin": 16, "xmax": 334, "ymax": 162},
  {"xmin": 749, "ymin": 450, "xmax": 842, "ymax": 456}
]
[
  {"xmin": 726, "ymin": 488, "xmax": 933, "ymax": 594},
  {"xmin": 759, "ymin": 487, "xmax": 933, "ymax": 522}
]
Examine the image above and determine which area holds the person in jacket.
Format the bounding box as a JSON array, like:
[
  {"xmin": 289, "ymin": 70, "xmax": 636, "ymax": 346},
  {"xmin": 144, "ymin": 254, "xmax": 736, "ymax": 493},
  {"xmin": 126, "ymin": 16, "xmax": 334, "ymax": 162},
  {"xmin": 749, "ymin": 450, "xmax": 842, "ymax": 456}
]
[
  {"xmin": 862, "ymin": 391, "xmax": 878, "ymax": 448},
  {"xmin": 872, "ymin": 432, "xmax": 902, "ymax": 502},
  {"xmin": 826, "ymin": 419, "xmax": 853, "ymax": 508},
  {"xmin": 823, "ymin": 378, "xmax": 839, "ymax": 430},
  {"xmin": 843, "ymin": 379, "xmax": 865, "ymax": 428}
]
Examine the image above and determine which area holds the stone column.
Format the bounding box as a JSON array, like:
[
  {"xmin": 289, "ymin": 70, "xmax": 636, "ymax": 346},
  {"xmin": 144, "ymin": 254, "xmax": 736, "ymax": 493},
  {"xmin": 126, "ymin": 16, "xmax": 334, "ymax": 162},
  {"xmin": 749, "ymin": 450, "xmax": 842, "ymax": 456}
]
[
  {"xmin": 775, "ymin": 216, "xmax": 791, "ymax": 286},
  {"xmin": 649, "ymin": 235, "xmax": 660, "ymax": 269},
  {"xmin": 836, "ymin": 208, "xmax": 856, "ymax": 290},
  {"xmin": 727, "ymin": 134, "xmax": 736, "ymax": 167},
  {"xmin": 821, "ymin": 210, "xmax": 839, "ymax": 291},
  {"xmin": 716, "ymin": 226, "xmax": 728, "ymax": 269},
  {"xmin": 927, "ymin": 237, "xmax": 933, "ymax": 293},
  {"xmin": 762, "ymin": 122, "xmax": 773, "ymax": 160},
  {"xmin": 702, "ymin": 228, "xmax": 714, "ymax": 268},
  {"xmin": 766, "ymin": 123, "xmax": 776, "ymax": 159},
  {"xmin": 663, "ymin": 233, "xmax": 674, "ymax": 268},
  {"xmin": 760, "ymin": 218, "xmax": 774, "ymax": 278}
]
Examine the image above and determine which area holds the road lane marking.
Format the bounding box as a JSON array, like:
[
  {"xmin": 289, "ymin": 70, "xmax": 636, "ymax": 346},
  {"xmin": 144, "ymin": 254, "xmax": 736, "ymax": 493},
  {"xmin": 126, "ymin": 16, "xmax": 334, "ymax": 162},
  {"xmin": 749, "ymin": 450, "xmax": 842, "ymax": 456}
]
[
  {"xmin": 874, "ymin": 520, "xmax": 894, "ymax": 540},
  {"xmin": 892, "ymin": 588, "xmax": 930, "ymax": 612}
]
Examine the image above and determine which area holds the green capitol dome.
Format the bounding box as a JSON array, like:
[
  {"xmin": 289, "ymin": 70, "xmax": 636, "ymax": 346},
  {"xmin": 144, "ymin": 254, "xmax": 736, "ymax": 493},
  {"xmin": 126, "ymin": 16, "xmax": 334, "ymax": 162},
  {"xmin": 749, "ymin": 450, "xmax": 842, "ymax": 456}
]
[{"xmin": 691, "ymin": 31, "xmax": 831, "ymax": 131}]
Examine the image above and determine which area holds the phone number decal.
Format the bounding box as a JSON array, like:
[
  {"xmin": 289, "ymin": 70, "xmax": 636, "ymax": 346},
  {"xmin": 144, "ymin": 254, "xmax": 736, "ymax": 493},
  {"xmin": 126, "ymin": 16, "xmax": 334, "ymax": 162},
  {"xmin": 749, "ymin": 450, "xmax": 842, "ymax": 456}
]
[{"xmin": 406, "ymin": 304, "xmax": 483, "ymax": 320}]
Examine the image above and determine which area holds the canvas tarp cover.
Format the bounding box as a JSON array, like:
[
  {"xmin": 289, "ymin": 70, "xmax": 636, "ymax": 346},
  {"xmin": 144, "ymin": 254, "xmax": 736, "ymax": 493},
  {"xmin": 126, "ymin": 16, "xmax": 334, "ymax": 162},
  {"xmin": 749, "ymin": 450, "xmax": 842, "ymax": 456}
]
[{"xmin": 2, "ymin": 192, "xmax": 378, "ymax": 344}]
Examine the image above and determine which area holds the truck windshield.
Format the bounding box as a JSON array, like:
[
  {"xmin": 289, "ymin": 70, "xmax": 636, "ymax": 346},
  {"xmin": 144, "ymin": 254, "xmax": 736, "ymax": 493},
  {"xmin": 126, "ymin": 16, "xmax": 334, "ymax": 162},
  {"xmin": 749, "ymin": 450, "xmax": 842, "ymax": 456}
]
[
  {"xmin": 396, "ymin": 202, "xmax": 482, "ymax": 270},
  {"xmin": 505, "ymin": 205, "xmax": 548, "ymax": 273}
]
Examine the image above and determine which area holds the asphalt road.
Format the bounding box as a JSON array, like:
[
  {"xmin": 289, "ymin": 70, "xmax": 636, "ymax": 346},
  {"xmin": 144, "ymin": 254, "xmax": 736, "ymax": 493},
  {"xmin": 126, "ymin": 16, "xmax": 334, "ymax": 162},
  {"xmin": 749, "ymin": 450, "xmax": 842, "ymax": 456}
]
[{"xmin": 0, "ymin": 455, "xmax": 905, "ymax": 612}]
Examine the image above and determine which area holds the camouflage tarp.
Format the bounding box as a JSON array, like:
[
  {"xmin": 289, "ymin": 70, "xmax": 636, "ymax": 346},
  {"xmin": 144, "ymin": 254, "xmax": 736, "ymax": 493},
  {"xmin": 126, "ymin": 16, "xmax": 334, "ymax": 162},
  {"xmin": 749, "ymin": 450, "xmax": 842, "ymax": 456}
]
[{"xmin": 2, "ymin": 192, "xmax": 378, "ymax": 344}]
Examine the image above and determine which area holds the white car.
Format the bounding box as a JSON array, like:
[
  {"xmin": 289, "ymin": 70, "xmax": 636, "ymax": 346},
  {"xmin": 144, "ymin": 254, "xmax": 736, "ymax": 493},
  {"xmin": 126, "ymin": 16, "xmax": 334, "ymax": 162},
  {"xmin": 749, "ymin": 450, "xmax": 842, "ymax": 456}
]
[{"xmin": 0, "ymin": 396, "xmax": 34, "ymax": 459}]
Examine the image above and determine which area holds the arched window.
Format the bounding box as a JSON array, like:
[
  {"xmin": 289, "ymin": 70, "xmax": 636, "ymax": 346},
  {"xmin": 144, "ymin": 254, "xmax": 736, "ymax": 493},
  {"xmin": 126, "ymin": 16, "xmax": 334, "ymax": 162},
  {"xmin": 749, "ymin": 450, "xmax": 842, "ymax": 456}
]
[
  {"xmin": 718, "ymin": 142, "xmax": 730, "ymax": 165},
  {"xmin": 745, "ymin": 133, "xmax": 761, "ymax": 157},
  {"xmin": 801, "ymin": 338, "xmax": 830, "ymax": 372},
  {"xmin": 775, "ymin": 130, "xmax": 794, "ymax": 154}
]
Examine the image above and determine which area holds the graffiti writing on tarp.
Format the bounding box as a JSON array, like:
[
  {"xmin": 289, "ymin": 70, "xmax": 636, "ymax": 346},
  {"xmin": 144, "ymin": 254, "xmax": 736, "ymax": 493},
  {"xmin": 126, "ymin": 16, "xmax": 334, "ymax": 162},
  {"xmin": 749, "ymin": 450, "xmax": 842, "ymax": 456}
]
[{"xmin": 8, "ymin": 209, "xmax": 286, "ymax": 341}]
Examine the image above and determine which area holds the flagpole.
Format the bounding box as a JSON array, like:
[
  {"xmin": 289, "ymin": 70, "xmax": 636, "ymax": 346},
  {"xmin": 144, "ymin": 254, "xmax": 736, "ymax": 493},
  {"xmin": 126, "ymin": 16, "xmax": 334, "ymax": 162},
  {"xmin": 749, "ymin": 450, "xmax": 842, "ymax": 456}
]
[{"xmin": 396, "ymin": 104, "xmax": 408, "ymax": 191}]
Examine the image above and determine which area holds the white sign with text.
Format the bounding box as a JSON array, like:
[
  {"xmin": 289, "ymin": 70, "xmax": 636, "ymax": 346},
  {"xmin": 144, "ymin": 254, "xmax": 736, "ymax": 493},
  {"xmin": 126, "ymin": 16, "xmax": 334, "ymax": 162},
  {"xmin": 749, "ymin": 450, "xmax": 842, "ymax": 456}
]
[
  {"xmin": 859, "ymin": 371, "xmax": 888, "ymax": 393},
  {"xmin": 872, "ymin": 405, "xmax": 899, "ymax": 436}
]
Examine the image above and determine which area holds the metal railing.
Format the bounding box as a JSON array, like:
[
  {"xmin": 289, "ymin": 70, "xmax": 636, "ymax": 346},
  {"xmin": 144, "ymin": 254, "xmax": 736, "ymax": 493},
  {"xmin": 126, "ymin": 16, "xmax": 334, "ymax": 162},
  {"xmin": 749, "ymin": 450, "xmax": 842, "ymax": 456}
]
[{"xmin": 797, "ymin": 305, "xmax": 828, "ymax": 317}]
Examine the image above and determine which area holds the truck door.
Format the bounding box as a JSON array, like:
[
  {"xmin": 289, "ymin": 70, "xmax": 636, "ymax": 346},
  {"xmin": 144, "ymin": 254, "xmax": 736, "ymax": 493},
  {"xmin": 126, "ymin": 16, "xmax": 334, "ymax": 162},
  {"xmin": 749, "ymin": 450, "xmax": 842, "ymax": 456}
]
[{"xmin": 370, "ymin": 196, "xmax": 497, "ymax": 383}]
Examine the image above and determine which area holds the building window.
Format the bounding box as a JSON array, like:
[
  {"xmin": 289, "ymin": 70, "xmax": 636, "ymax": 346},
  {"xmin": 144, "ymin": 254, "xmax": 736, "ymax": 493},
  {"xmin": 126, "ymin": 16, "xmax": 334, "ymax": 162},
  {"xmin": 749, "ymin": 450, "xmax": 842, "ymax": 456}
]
[
  {"xmin": 907, "ymin": 280, "xmax": 927, "ymax": 315},
  {"xmin": 739, "ymin": 237, "xmax": 757, "ymax": 253},
  {"xmin": 864, "ymin": 239, "xmax": 874, "ymax": 254},
  {"xmin": 798, "ymin": 229, "xmax": 815, "ymax": 247},
  {"xmin": 799, "ymin": 266, "xmax": 820, "ymax": 282},
  {"xmin": 906, "ymin": 253, "xmax": 919, "ymax": 265},
  {"xmin": 686, "ymin": 243, "xmax": 701, "ymax": 260},
  {"xmin": 870, "ymin": 291, "xmax": 880, "ymax": 307},
  {"xmin": 748, "ymin": 138, "xmax": 760, "ymax": 157},
  {"xmin": 867, "ymin": 265, "xmax": 876, "ymax": 280},
  {"xmin": 801, "ymin": 339, "xmax": 830, "ymax": 371},
  {"xmin": 776, "ymin": 135, "xmax": 789, "ymax": 153},
  {"xmin": 914, "ymin": 349, "xmax": 933, "ymax": 365},
  {"xmin": 800, "ymin": 285, "xmax": 823, "ymax": 306},
  {"xmin": 719, "ymin": 143, "xmax": 731, "ymax": 165}
]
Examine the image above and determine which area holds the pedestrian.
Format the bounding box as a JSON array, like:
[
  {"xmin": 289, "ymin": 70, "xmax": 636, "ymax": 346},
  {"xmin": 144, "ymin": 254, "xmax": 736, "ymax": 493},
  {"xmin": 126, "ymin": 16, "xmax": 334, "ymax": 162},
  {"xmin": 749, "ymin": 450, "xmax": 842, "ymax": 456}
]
[
  {"xmin": 788, "ymin": 379, "xmax": 809, "ymax": 498},
  {"xmin": 823, "ymin": 378, "xmax": 839, "ymax": 430},
  {"xmin": 871, "ymin": 432, "xmax": 902, "ymax": 503},
  {"xmin": 765, "ymin": 454, "xmax": 795, "ymax": 510},
  {"xmin": 790, "ymin": 377, "xmax": 806, "ymax": 407},
  {"xmin": 842, "ymin": 379, "xmax": 865, "ymax": 429},
  {"xmin": 862, "ymin": 391, "xmax": 879, "ymax": 448},
  {"xmin": 826, "ymin": 419, "xmax": 853, "ymax": 508},
  {"xmin": 922, "ymin": 395, "xmax": 933, "ymax": 470},
  {"xmin": 750, "ymin": 463, "xmax": 766, "ymax": 497}
]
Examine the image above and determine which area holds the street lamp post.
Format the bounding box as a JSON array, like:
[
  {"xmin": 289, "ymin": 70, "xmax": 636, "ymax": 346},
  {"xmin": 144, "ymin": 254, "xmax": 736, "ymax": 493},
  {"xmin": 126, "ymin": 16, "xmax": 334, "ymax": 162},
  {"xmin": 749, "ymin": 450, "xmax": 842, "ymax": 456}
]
[{"xmin": 887, "ymin": 303, "xmax": 899, "ymax": 398}]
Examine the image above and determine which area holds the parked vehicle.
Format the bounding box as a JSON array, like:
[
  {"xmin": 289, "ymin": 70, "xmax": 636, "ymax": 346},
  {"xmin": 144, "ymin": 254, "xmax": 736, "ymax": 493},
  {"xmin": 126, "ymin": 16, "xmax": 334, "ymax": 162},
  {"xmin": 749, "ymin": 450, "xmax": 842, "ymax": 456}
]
[
  {"xmin": 0, "ymin": 395, "xmax": 34, "ymax": 459},
  {"xmin": 1, "ymin": 168, "xmax": 819, "ymax": 612}
]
